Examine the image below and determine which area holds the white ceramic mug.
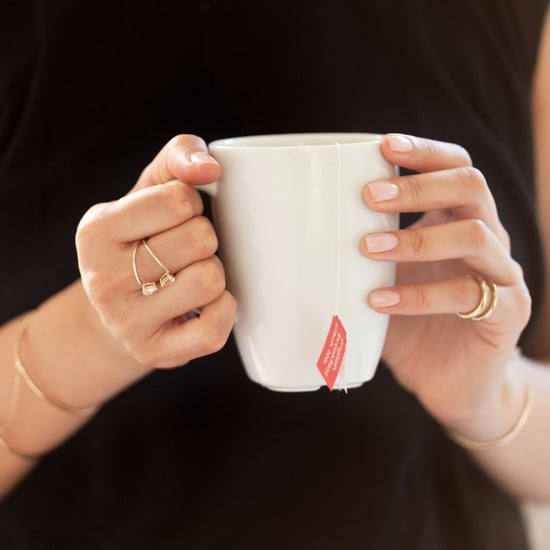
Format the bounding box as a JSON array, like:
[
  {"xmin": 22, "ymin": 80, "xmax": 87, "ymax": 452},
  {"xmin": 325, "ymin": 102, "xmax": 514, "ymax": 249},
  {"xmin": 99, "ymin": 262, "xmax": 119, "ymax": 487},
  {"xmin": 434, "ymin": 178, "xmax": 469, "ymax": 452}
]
[{"xmin": 206, "ymin": 133, "xmax": 398, "ymax": 392}]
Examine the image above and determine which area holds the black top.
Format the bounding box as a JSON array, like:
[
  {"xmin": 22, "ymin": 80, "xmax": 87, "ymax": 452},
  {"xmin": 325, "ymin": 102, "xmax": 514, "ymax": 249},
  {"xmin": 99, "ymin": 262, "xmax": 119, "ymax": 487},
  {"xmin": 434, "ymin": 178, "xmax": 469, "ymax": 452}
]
[{"xmin": 0, "ymin": 1, "xmax": 547, "ymax": 548}]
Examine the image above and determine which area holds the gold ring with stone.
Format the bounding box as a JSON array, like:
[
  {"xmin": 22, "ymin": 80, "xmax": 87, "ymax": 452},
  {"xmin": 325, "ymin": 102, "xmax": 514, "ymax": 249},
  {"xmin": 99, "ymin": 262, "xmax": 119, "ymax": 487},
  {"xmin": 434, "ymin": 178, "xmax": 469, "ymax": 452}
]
[{"xmin": 132, "ymin": 240, "xmax": 175, "ymax": 296}]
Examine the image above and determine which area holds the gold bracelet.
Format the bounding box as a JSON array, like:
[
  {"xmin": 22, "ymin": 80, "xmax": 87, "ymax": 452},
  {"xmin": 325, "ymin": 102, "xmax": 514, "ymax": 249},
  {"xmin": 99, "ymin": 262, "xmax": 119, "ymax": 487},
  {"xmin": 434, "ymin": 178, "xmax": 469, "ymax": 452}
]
[
  {"xmin": 13, "ymin": 314, "xmax": 98, "ymax": 417},
  {"xmin": 0, "ymin": 432, "xmax": 39, "ymax": 461},
  {"xmin": 447, "ymin": 386, "xmax": 533, "ymax": 451}
]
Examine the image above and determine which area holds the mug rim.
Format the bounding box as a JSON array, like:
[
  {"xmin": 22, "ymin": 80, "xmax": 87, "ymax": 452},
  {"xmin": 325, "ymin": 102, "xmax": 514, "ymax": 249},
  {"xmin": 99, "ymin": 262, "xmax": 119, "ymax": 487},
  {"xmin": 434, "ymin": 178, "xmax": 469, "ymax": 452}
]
[{"xmin": 208, "ymin": 132, "xmax": 383, "ymax": 149}]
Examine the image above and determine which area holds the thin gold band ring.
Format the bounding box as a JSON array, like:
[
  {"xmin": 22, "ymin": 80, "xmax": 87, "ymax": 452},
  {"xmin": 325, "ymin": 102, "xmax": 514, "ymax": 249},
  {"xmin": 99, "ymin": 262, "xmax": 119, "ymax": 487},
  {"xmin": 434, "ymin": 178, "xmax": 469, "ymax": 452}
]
[{"xmin": 456, "ymin": 275, "xmax": 498, "ymax": 321}]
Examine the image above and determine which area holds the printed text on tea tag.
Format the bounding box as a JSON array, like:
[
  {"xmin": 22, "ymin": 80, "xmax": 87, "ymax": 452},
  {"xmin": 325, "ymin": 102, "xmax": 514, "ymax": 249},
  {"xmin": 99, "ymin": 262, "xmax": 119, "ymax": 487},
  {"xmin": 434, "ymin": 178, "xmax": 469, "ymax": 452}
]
[{"xmin": 317, "ymin": 315, "xmax": 347, "ymax": 390}]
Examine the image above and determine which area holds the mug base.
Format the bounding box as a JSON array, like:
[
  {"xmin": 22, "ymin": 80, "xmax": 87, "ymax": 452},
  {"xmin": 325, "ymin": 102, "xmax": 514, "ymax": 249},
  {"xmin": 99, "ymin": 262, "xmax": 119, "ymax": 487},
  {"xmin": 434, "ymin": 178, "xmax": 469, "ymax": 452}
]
[{"xmin": 262, "ymin": 381, "xmax": 365, "ymax": 393}]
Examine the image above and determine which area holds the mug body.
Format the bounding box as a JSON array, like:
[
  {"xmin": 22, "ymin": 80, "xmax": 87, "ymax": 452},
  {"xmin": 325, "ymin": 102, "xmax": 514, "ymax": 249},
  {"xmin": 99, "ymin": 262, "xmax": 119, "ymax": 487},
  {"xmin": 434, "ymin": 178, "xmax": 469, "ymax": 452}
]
[{"xmin": 208, "ymin": 133, "xmax": 398, "ymax": 391}]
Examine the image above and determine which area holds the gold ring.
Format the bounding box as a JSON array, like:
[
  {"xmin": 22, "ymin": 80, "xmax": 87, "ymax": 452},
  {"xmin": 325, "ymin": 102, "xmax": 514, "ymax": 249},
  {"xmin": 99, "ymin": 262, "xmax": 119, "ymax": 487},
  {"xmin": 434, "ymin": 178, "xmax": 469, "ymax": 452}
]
[
  {"xmin": 456, "ymin": 275, "xmax": 498, "ymax": 321},
  {"xmin": 132, "ymin": 240, "xmax": 176, "ymax": 296}
]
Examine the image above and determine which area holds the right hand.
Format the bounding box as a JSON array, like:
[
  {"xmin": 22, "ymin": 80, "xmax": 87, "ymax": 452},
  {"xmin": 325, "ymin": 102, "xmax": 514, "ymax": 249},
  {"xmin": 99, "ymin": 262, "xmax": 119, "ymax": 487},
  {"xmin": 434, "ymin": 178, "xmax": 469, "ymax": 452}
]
[{"xmin": 76, "ymin": 135, "xmax": 237, "ymax": 369}]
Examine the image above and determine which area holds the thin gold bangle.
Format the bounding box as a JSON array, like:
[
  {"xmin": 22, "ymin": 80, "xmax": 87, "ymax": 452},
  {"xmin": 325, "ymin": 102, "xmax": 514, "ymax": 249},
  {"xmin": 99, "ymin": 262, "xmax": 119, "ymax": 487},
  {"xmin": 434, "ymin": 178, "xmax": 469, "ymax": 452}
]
[
  {"xmin": 13, "ymin": 314, "xmax": 98, "ymax": 417},
  {"xmin": 447, "ymin": 386, "xmax": 533, "ymax": 451}
]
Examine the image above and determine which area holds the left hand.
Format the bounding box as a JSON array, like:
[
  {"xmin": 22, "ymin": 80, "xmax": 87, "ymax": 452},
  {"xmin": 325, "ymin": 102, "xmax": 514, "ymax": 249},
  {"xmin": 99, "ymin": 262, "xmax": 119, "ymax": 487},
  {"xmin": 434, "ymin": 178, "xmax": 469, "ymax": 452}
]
[{"xmin": 361, "ymin": 134, "xmax": 532, "ymax": 431}]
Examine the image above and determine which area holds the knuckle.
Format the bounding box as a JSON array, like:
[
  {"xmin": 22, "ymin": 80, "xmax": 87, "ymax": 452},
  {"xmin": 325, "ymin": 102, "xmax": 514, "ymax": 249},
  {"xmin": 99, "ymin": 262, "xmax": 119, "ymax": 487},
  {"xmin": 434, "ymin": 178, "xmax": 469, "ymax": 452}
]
[
  {"xmin": 188, "ymin": 216, "xmax": 219, "ymax": 258},
  {"xmin": 159, "ymin": 183, "xmax": 202, "ymax": 222},
  {"xmin": 210, "ymin": 327, "xmax": 231, "ymax": 352},
  {"xmin": 457, "ymin": 166, "xmax": 487, "ymax": 193},
  {"xmin": 199, "ymin": 322, "xmax": 231, "ymax": 355},
  {"xmin": 411, "ymin": 285, "xmax": 430, "ymax": 309},
  {"xmin": 417, "ymin": 139, "xmax": 472, "ymax": 168},
  {"xmin": 454, "ymin": 277, "xmax": 480, "ymax": 310},
  {"xmin": 421, "ymin": 139, "xmax": 439, "ymax": 162},
  {"xmin": 499, "ymin": 225, "xmax": 512, "ymax": 252},
  {"xmin": 224, "ymin": 292, "xmax": 238, "ymax": 317},
  {"xmin": 191, "ymin": 293, "xmax": 235, "ymax": 357},
  {"xmin": 510, "ymin": 258, "xmax": 525, "ymax": 282},
  {"xmin": 517, "ymin": 286, "xmax": 533, "ymax": 323},
  {"xmin": 194, "ymin": 258, "xmax": 226, "ymax": 299},
  {"xmin": 75, "ymin": 203, "xmax": 109, "ymax": 248},
  {"xmin": 407, "ymin": 227, "xmax": 426, "ymax": 254},
  {"xmin": 402, "ymin": 175, "xmax": 423, "ymax": 204},
  {"xmin": 510, "ymin": 261, "xmax": 532, "ymax": 319},
  {"xmin": 465, "ymin": 219, "xmax": 491, "ymax": 249}
]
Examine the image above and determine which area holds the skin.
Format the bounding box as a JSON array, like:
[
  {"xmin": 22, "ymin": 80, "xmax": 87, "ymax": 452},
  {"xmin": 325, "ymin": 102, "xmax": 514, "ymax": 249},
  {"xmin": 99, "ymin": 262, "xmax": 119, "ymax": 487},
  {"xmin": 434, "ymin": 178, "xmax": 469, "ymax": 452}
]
[
  {"xmin": 1, "ymin": 8, "xmax": 550, "ymax": 505},
  {"xmin": 361, "ymin": 135, "xmax": 530, "ymax": 429},
  {"xmin": 362, "ymin": 135, "xmax": 550, "ymax": 501},
  {"xmin": 77, "ymin": 135, "xmax": 237, "ymax": 371}
]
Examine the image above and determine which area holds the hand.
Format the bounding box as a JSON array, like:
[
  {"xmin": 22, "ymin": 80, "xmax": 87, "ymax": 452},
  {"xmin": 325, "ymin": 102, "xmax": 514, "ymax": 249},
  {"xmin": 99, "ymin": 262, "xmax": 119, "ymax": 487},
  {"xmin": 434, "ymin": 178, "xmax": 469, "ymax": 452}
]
[
  {"xmin": 76, "ymin": 135, "xmax": 237, "ymax": 369},
  {"xmin": 361, "ymin": 134, "xmax": 532, "ymax": 431}
]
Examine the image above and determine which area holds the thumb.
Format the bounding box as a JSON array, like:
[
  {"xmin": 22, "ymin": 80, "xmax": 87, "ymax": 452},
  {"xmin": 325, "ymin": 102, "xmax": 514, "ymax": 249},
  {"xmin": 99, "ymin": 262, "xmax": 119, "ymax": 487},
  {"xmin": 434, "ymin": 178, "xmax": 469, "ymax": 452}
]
[{"xmin": 133, "ymin": 134, "xmax": 221, "ymax": 191}]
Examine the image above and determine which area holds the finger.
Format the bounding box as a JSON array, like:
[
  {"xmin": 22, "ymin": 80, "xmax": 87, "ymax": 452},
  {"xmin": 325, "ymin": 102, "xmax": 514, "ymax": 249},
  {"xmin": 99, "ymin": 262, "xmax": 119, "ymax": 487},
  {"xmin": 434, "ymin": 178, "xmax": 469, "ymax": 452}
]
[
  {"xmin": 133, "ymin": 134, "xmax": 221, "ymax": 190},
  {"xmin": 131, "ymin": 216, "xmax": 218, "ymax": 285},
  {"xmin": 367, "ymin": 276, "xmax": 526, "ymax": 326},
  {"xmin": 133, "ymin": 256, "xmax": 227, "ymax": 324},
  {"xmin": 82, "ymin": 181, "xmax": 205, "ymax": 243},
  {"xmin": 363, "ymin": 166, "xmax": 511, "ymax": 250},
  {"xmin": 102, "ymin": 255, "xmax": 230, "ymax": 357},
  {"xmin": 365, "ymin": 164, "xmax": 498, "ymax": 221},
  {"xmin": 361, "ymin": 219, "xmax": 520, "ymax": 283},
  {"xmin": 139, "ymin": 291, "xmax": 237, "ymax": 369},
  {"xmin": 380, "ymin": 134, "xmax": 473, "ymax": 173},
  {"xmin": 369, "ymin": 275, "xmax": 483, "ymax": 314}
]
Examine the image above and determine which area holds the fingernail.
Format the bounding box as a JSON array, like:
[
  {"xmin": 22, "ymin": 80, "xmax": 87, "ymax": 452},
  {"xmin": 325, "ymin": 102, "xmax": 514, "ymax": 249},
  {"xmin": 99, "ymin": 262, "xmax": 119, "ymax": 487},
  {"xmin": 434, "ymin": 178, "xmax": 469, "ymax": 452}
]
[
  {"xmin": 364, "ymin": 233, "xmax": 398, "ymax": 253},
  {"xmin": 367, "ymin": 181, "xmax": 399, "ymax": 202},
  {"xmin": 386, "ymin": 134, "xmax": 413, "ymax": 153},
  {"xmin": 369, "ymin": 289, "xmax": 401, "ymax": 308},
  {"xmin": 190, "ymin": 151, "xmax": 218, "ymax": 165}
]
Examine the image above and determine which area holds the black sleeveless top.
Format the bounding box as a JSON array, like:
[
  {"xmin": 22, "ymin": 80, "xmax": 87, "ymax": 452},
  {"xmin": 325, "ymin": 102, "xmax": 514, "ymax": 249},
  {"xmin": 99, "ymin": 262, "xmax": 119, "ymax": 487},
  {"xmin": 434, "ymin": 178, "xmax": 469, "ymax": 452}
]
[{"xmin": 0, "ymin": 1, "xmax": 547, "ymax": 548}]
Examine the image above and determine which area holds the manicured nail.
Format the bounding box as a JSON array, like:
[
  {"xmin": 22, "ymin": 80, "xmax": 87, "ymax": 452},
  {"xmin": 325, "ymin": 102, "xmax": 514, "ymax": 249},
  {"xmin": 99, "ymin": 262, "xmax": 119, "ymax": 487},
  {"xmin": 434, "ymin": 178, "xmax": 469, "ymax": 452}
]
[
  {"xmin": 190, "ymin": 151, "xmax": 218, "ymax": 165},
  {"xmin": 386, "ymin": 134, "xmax": 413, "ymax": 153},
  {"xmin": 364, "ymin": 233, "xmax": 398, "ymax": 253},
  {"xmin": 367, "ymin": 181, "xmax": 399, "ymax": 202},
  {"xmin": 369, "ymin": 289, "xmax": 401, "ymax": 308}
]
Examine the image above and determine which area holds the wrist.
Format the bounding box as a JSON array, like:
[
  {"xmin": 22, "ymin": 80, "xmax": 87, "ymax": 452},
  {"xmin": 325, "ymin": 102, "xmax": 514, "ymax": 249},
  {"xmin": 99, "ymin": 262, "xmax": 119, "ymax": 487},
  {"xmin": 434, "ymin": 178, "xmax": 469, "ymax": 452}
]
[
  {"xmin": 23, "ymin": 280, "xmax": 152, "ymax": 409},
  {"xmin": 446, "ymin": 384, "xmax": 532, "ymax": 451},
  {"xmin": 0, "ymin": 281, "xmax": 153, "ymax": 459},
  {"xmin": 443, "ymin": 353, "xmax": 530, "ymax": 450}
]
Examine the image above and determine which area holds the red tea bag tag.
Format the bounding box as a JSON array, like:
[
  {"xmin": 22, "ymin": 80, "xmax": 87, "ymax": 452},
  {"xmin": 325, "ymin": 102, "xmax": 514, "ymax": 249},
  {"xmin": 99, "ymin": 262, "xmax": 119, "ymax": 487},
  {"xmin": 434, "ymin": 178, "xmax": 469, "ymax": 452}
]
[{"xmin": 317, "ymin": 315, "xmax": 347, "ymax": 391}]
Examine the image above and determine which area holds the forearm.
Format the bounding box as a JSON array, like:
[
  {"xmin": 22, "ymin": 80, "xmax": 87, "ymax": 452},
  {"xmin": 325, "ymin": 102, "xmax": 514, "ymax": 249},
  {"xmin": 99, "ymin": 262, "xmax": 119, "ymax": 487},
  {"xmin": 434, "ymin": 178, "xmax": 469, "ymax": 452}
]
[
  {"xmin": 448, "ymin": 353, "xmax": 550, "ymax": 502},
  {"xmin": 0, "ymin": 281, "xmax": 151, "ymax": 500}
]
